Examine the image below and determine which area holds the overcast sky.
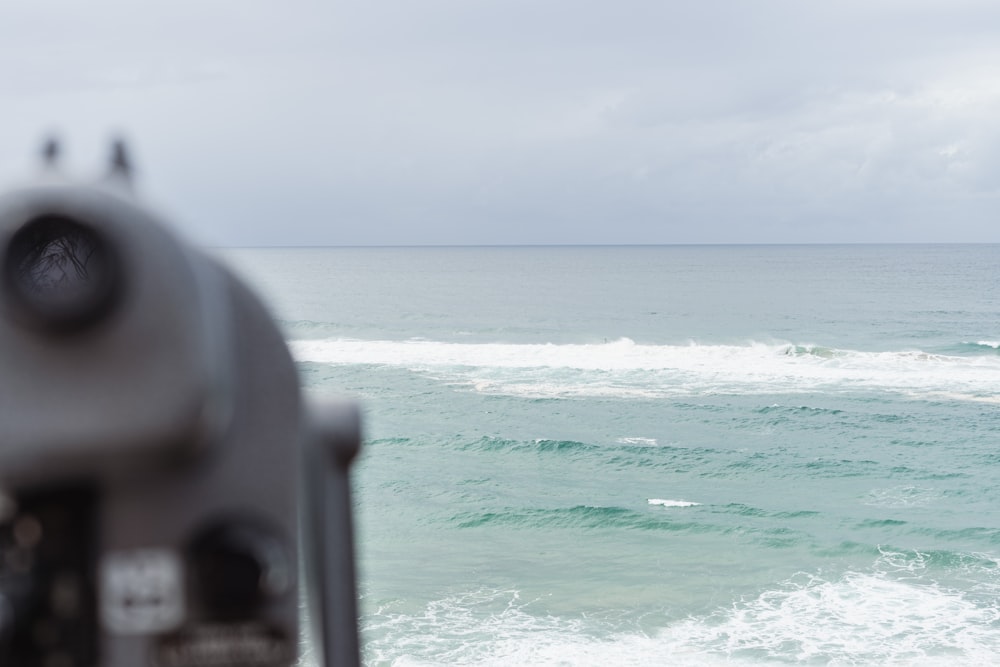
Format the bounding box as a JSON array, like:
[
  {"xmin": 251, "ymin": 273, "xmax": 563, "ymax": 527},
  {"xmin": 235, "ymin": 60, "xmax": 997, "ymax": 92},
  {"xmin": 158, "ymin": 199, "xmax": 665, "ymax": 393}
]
[{"xmin": 1, "ymin": 1, "xmax": 999, "ymax": 245}]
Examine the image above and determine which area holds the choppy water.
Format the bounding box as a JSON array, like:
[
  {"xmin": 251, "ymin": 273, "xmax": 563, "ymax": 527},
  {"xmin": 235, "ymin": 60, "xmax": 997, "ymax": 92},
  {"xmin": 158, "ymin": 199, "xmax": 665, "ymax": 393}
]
[{"xmin": 221, "ymin": 244, "xmax": 1000, "ymax": 665}]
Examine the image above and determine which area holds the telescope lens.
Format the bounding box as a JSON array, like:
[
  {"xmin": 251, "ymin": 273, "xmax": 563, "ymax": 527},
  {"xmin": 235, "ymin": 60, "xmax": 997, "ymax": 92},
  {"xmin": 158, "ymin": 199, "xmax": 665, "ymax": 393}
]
[{"xmin": 4, "ymin": 216, "xmax": 120, "ymax": 333}]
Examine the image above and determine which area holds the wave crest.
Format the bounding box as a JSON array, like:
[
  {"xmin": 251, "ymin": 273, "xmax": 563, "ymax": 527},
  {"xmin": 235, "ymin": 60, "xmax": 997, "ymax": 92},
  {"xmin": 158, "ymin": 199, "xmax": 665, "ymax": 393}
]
[
  {"xmin": 290, "ymin": 338, "xmax": 1000, "ymax": 401},
  {"xmin": 358, "ymin": 553, "xmax": 1000, "ymax": 666}
]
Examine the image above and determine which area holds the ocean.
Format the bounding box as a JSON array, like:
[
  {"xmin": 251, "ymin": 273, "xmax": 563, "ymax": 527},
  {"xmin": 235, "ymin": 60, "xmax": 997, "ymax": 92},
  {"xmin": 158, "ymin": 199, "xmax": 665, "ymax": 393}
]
[{"xmin": 220, "ymin": 244, "xmax": 1000, "ymax": 666}]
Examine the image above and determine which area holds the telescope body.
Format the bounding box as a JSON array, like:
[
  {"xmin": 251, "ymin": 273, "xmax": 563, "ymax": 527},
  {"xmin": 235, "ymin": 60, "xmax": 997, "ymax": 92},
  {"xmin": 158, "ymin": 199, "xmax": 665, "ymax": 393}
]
[{"xmin": 0, "ymin": 149, "xmax": 360, "ymax": 667}]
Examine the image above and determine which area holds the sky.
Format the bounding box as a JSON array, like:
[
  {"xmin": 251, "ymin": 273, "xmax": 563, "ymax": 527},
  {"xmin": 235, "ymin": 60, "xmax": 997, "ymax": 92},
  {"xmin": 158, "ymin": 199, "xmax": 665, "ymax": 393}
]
[{"xmin": 1, "ymin": 1, "xmax": 999, "ymax": 246}]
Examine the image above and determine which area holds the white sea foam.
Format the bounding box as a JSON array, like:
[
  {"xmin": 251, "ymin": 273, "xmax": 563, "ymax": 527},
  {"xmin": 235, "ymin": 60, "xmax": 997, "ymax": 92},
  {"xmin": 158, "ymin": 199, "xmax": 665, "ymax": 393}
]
[
  {"xmin": 660, "ymin": 571, "xmax": 1000, "ymax": 664},
  {"xmin": 863, "ymin": 485, "xmax": 942, "ymax": 509},
  {"xmin": 359, "ymin": 589, "xmax": 744, "ymax": 667},
  {"xmin": 356, "ymin": 564, "xmax": 1000, "ymax": 667},
  {"xmin": 617, "ymin": 437, "xmax": 658, "ymax": 446},
  {"xmin": 291, "ymin": 337, "xmax": 1000, "ymax": 401},
  {"xmin": 648, "ymin": 499, "xmax": 700, "ymax": 508}
]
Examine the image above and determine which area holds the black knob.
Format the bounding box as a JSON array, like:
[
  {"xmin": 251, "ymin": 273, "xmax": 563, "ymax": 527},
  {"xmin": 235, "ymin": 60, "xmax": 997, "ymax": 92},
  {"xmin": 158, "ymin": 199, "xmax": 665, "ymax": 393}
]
[{"xmin": 188, "ymin": 520, "xmax": 291, "ymax": 619}]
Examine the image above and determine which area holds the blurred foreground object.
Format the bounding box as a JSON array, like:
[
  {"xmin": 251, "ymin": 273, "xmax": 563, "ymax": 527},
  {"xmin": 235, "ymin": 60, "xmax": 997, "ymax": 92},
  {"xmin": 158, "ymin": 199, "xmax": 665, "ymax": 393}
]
[{"xmin": 0, "ymin": 139, "xmax": 360, "ymax": 667}]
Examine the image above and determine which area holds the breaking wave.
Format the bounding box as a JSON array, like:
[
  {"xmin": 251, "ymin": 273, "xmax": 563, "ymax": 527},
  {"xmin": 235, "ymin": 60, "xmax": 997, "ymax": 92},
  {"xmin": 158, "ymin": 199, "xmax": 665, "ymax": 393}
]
[
  {"xmin": 290, "ymin": 338, "xmax": 1000, "ymax": 401},
  {"xmin": 359, "ymin": 549, "xmax": 1000, "ymax": 666}
]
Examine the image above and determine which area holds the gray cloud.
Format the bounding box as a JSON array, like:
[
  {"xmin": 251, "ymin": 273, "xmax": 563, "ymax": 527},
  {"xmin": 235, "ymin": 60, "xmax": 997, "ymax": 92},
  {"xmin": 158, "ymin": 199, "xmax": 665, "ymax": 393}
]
[{"xmin": 0, "ymin": 1, "xmax": 998, "ymax": 245}]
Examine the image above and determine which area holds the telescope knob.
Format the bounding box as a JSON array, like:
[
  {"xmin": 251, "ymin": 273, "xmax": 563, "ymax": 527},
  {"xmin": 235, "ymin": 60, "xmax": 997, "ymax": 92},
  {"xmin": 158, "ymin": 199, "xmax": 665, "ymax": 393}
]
[{"xmin": 188, "ymin": 520, "xmax": 291, "ymax": 618}]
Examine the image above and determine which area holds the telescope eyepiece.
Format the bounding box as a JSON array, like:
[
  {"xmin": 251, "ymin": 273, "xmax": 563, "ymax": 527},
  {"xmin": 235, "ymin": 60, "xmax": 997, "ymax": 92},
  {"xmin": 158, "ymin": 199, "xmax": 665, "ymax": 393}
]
[{"xmin": 3, "ymin": 215, "xmax": 122, "ymax": 334}]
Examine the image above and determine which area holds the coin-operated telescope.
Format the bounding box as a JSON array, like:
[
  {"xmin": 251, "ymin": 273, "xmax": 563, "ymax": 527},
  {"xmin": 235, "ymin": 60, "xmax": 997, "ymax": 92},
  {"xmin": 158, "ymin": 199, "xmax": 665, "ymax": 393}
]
[{"xmin": 0, "ymin": 140, "xmax": 360, "ymax": 667}]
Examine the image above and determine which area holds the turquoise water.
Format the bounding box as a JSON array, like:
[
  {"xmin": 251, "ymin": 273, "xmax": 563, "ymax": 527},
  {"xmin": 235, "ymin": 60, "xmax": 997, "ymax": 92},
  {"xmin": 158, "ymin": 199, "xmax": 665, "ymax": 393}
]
[{"xmin": 222, "ymin": 245, "xmax": 1000, "ymax": 665}]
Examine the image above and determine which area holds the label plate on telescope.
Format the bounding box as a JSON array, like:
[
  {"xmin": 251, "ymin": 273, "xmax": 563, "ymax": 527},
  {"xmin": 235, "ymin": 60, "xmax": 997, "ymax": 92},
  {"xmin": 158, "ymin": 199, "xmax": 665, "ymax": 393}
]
[
  {"xmin": 154, "ymin": 623, "xmax": 294, "ymax": 667},
  {"xmin": 100, "ymin": 548, "xmax": 185, "ymax": 634}
]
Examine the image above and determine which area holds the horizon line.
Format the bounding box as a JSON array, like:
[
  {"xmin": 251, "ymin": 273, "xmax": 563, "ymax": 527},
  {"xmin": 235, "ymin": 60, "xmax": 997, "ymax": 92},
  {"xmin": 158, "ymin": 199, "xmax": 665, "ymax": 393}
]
[{"xmin": 209, "ymin": 241, "xmax": 1000, "ymax": 250}]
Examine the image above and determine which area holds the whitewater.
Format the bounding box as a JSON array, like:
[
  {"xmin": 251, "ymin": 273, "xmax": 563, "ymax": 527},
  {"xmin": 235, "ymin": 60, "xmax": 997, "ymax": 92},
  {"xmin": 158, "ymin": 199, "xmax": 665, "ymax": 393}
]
[{"xmin": 290, "ymin": 337, "xmax": 1000, "ymax": 402}]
